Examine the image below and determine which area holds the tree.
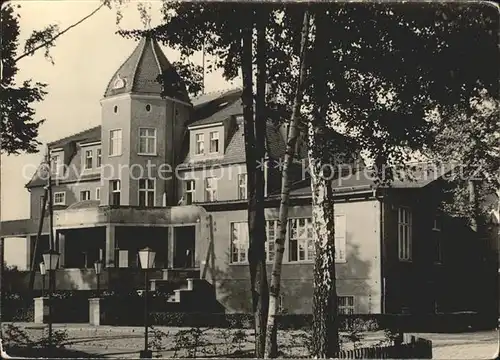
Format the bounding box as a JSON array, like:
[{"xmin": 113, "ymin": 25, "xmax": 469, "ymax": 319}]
[
  {"xmin": 265, "ymin": 10, "xmax": 311, "ymax": 358},
  {"xmin": 0, "ymin": 1, "xmax": 107, "ymax": 154},
  {"xmin": 118, "ymin": 2, "xmax": 498, "ymax": 358}
]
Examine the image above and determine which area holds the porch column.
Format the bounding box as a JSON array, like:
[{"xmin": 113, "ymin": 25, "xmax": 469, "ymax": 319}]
[
  {"xmin": 26, "ymin": 235, "xmax": 34, "ymax": 271},
  {"xmin": 105, "ymin": 225, "xmax": 116, "ymax": 267},
  {"xmin": 57, "ymin": 232, "xmax": 66, "ymax": 268},
  {"xmin": 167, "ymin": 226, "xmax": 174, "ymax": 269}
]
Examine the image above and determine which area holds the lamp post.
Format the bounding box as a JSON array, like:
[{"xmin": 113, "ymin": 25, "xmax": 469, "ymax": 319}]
[
  {"xmin": 138, "ymin": 247, "xmax": 156, "ymax": 359},
  {"xmin": 42, "ymin": 249, "xmax": 60, "ymax": 350},
  {"xmin": 94, "ymin": 260, "xmax": 102, "ymax": 298},
  {"xmin": 39, "ymin": 262, "xmax": 46, "ymax": 297}
]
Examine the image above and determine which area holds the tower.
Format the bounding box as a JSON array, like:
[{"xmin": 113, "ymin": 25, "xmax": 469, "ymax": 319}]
[{"xmin": 100, "ymin": 35, "xmax": 192, "ymax": 207}]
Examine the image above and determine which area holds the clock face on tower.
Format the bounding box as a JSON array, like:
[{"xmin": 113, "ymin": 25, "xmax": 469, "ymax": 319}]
[{"xmin": 113, "ymin": 75, "xmax": 126, "ymax": 90}]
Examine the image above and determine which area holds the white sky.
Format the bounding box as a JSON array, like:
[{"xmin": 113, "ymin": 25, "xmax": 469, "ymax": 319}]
[{"xmin": 1, "ymin": 0, "xmax": 236, "ymax": 221}]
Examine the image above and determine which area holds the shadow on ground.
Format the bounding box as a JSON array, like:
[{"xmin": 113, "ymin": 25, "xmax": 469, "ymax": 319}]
[{"xmin": 5, "ymin": 346, "xmax": 103, "ymax": 358}]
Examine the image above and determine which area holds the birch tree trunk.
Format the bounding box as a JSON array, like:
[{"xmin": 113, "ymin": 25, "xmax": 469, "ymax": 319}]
[
  {"xmin": 241, "ymin": 8, "xmax": 269, "ymax": 358},
  {"xmin": 265, "ymin": 10, "xmax": 311, "ymax": 359},
  {"xmin": 252, "ymin": 7, "xmax": 270, "ymax": 358},
  {"xmin": 309, "ymin": 10, "xmax": 339, "ymax": 358}
]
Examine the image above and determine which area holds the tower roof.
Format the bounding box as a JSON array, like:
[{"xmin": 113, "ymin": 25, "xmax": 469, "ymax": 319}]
[{"xmin": 104, "ymin": 35, "xmax": 190, "ymax": 103}]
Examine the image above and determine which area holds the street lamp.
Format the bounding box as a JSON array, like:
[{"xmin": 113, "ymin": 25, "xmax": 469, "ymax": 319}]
[
  {"xmin": 138, "ymin": 247, "xmax": 156, "ymax": 359},
  {"xmin": 42, "ymin": 249, "xmax": 60, "ymax": 350},
  {"xmin": 39, "ymin": 262, "xmax": 46, "ymax": 297},
  {"xmin": 94, "ymin": 260, "xmax": 102, "ymax": 298}
]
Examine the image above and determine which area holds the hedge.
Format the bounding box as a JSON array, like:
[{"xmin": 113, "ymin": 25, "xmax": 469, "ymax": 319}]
[{"xmin": 2, "ymin": 291, "xmax": 496, "ymax": 332}]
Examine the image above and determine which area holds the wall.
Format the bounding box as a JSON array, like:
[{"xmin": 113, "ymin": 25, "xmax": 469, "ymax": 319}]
[
  {"xmin": 100, "ymin": 95, "xmax": 133, "ymax": 206},
  {"xmin": 178, "ymin": 163, "xmax": 247, "ymax": 203},
  {"xmin": 198, "ymin": 199, "xmax": 382, "ymax": 314}
]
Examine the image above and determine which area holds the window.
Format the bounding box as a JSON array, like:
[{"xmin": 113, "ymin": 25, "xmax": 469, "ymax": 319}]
[
  {"xmin": 238, "ymin": 173, "xmax": 247, "ymax": 200},
  {"xmin": 53, "ymin": 192, "xmax": 66, "ymax": 205},
  {"xmin": 109, "ymin": 129, "xmax": 122, "ymax": 156},
  {"xmin": 398, "ymin": 207, "xmax": 412, "ymax": 261},
  {"xmin": 138, "ymin": 179, "xmax": 155, "ymax": 207},
  {"xmin": 338, "ymin": 296, "xmax": 355, "ymax": 315},
  {"xmin": 335, "ymin": 215, "xmax": 347, "ymax": 262},
  {"xmin": 96, "ymin": 148, "xmax": 102, "ymax": 168},
  {"xmin": 185, "ymin": 180, "xmax": 196, "ymax": 205},
  {"xmin": 80, "ymin": 190, "xmax": 91, "ymax": 201},
  {"xmin": 118, "ymin": 250, "xmax": 128, "ymax": 268},
  {"xmin": 84, "ymin": 149, "xmax": 93, "ymax": 170},
  {"xmin": 432, "ymin": 215, "xmax": 442, "ymax": 264},
  {"xmin": 230, "ymin": 222, "xmax": 249, "ymax": 263},
  {"xmin": 96, "ymin": 188, "xmax": 101, "ymax": 201},
  {"xmin": 51, "ymin": 154, "xmax": 62, "ymax": 176},
  {"xmin": 195, "ymin": 133, "xmax": 205, "ymax": 155},
  {"xmin": 209, "ymin": 131, "xmax": 219, "ymax": 153},
  {"xmin": 138, "ymin": 128, "xmax": 157, "ymax": 155},
  {"xmin": 205, "ymin": 177, "xmax": 217, "ymax": 201},
  {"xmin": 289, "ymin": 218, "xmax": 314, "ymax": 262},
  {"xmin": 110, "ymin": 180, "xmax": 121, "ymax": 205},
  {"xmin": 266, "ymin": 220, "xmax": 278, "ymax": 262}
]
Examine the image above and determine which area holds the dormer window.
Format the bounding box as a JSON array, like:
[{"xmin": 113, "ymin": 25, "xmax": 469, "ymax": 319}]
[
  {"xmin": 195, "ymin": 133, "xmax": 205, "ymax": 155},
  {"xmin": 113, "ymin": 75, "xmax": 125, "ymax": 89},
  {"xmin": 51, "ymin": 154, "xmax": 63, "ymax": 176},
  {"xmin": 96, "ymin": 148, "xmax": 102, "ymax": 168},
  {"xmin": 209, "ymin": 131, "xmax": 219, "ymax": 153},
  {"xmin": 84, "ymin": 149, "xmax": 93, "ymax": 170}
]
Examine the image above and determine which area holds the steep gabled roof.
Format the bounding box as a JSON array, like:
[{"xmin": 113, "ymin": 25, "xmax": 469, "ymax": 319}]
[{"xmin": 103, "ymin": 35, "xmax": 190, "ymax": 103}]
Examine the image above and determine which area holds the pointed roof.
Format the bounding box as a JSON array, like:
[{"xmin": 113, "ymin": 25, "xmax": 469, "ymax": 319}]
[{"xmin": 104, "ymin": 35, "xmax": 190, "ymax": 103}]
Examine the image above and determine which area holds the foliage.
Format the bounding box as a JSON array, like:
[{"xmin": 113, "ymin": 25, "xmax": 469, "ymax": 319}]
[
  {"xmin": 171, "ymin": 326, "xmax": 211, "ymax": 358},
  {"xmin": 1, "ymin": 4, "xmax": 47, "ymax": 154}
]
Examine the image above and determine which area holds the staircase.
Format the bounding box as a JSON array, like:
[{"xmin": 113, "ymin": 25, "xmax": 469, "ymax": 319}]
[{"xmin": 149, "ymin": 269, "xmax": 220, "ymax": 312}]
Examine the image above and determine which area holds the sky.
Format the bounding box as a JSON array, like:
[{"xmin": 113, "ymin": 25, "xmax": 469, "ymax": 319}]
[{"xmin": 1, "ymin": 0, "xmax": 236, "ymax": 222}]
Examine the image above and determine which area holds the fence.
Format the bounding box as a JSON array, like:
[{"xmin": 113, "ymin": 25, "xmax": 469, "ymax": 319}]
[{"xmin": 335, "ymin": 336, "xmax": 432, "ymax": 359}]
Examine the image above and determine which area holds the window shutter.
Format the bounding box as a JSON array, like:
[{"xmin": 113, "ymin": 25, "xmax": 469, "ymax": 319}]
[{"xmin": 335, "ymin": 215, "xmax": 346, "ymax": 262}]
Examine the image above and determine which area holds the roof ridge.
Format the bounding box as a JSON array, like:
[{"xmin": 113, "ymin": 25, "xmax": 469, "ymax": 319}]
[
  {"xmin": 192, "ymin": 86, "xmax": 242, "ymax": 100},
  {"xmin": 48, "ymin": 125, "xmax": 101, "ymax": 146},
  {"xmin": 130, "ymin": 37, "xmax": 148, "ymax": 92}
]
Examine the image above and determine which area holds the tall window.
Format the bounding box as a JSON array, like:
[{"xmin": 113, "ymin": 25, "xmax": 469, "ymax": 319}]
[
  {"xmin": 40, "ymin": 195, "xmax": 47, "ymax": 212},
  {"xmin": 209, "ymin": 131, "xmax": 219, "ymax": 153},
  {"xmin": 96, "ymin": 188, "xmax": 101, "ymax": 201},
  {"xmin": 195, "ymin": 133, "xmax": 205, "ymax": 155},
  {"xmin": 289, "ymin": 218, "xmax": 314, "ymax": 262},
  {"xmin": 110, "ymin": 180, "xmax": 121, "ymax": 205},
  {"xmin": 432, "ymin": 215, "xmax": 442, "ymax": 264},
  {"xmin": 230, "ymin": 222, "xmax": 249, "ymax": 263},
  {"xmin": 338, "ymin": 296, "xmax": 355, "ymax": 315},
  {"xmin": 185, "ymin": 180, "xmax": 196, "ymax": 205},
  {"xmin": 265, "ymin": 220, "xmax": 278, "ymax": 262},
  {"xmin": 51, "ymin": 154, "xmax": 62, "ymax": 176},
  {"xmin": 398, "ymin": 207, "xmax": 412, "ymax": 261},
  {"xmin": 53, "ymin": 192, "xmax": 66, "ymax": 205},
  {"xmin": 138, "ymin": 128, "xmax": 157, "ymax": 155},
  {"xmin": 80, "ymin": 190, "xmax": 91, "ymax": 201},
  {"xmin": 335, "ymin": 215, "xmax": 347, "ymax": 262},
  {"xmin": 138, "ymin": 179, "xmax": 155, "ymax": 207},
  {"xmin": 84, "ymin": 150, "xmax": 93, "ymax": 170},
  {"xmin": 109, "ymin": 129, "xmax": 122, "ymax": 156},
  {"xmin": 238, "ymin": 173, "xmax": 247, "ymax": 200},
  {"xmin": 96, "ymin": 148, "xmax": 102, "ymax": 168},
  {"xmin": 205, "ymin": 177, "xmax": 217, "ymax": 201}
]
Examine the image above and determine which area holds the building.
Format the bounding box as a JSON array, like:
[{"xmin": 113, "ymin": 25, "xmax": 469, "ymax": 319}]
[{"xmin": 1, "ymin": 35, "xmax": 495, "ymax": 316}]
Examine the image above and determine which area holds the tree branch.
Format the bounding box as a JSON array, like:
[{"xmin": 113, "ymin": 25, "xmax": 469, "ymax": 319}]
[{"xmin": 14, "ymin": 2, "xmax": 106, "ymax": 64}]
